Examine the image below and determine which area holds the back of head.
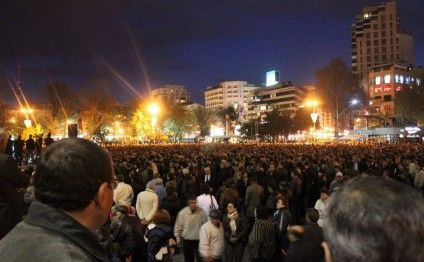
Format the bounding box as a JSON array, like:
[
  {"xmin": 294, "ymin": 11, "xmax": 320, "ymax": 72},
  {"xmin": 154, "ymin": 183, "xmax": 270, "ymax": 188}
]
[
  {"xmin": 324, "ymin": 176, "xmax": 424, "ymax": 262},
  {"xmin": 306, "ymin": 208, "xmax": 319, "ymax": 223},
  {"xmin": 34, "ymin": 138, "xmax": 113, "ymax": 212}
]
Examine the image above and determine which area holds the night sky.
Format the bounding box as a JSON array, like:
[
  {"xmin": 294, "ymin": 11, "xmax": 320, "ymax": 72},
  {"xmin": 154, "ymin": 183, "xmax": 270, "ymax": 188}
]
[{"xmin": 1, "ymin": 0, "xmax": 423, "ymax": 104}]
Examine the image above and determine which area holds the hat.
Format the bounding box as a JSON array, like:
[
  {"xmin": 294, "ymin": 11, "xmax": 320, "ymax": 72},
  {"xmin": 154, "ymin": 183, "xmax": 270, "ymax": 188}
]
[
  {"xmin": 209, "ymin": 209, "xmax": 222, "ymax": 220},
  {"xmin": 336, "ymin": 172, "xmax": 343, "ymax": 177}
]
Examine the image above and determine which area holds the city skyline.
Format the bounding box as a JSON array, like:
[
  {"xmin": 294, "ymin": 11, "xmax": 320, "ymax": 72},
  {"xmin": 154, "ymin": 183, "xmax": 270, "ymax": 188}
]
[{"xmin": 1, "ymin": 0, "xmax": 423, "ymax": 104}]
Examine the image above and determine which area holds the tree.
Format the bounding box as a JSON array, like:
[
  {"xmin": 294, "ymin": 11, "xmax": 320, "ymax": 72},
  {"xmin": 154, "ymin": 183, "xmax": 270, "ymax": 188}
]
[
  {"xmin": 315, "ymin": 58, "xmax": 363, "ymax": 137},
  {"xmin": 292, "ymin": 108, "xmax": 315, "ymax": 132},
  {"xmin": 193, "ymin": 107, "xmax": 212, "ymax": 136},
  {"xmin": 395, "ymin": 84, "xmax": 424, "ymax": 125},
  {"xmin": 258, "ymin": 110, "xmax": 292, "ymax": 141},
  {"xmin": 162, "ymin": 106, "xmax": 194, "ymax": 142},
  {"xmin": 79, "ymin": 80, "xmax": 117, "ymax": 140},
  {"xmin": 44, "ymin": 81, "xmax": 79, "ymax": 135}
]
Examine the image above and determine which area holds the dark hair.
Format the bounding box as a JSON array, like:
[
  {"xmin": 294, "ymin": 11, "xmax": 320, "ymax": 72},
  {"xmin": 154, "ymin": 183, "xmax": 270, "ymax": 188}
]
[
  {"xmin": 187, "ymin": 195, "xmax": 197, "ymax": 202},
  {"xmin": 324, "ymin": 176, "xmax": 424, "ymax": 262},
  {"xmin": 320, "ymin": 189, "xmax": 329, "ymax": 195},
  {"xmin": 200, "ymin": 183, "xmax": 211, "ymax": 195},
  {"xmin": 255, "ymin": 206, "xmax": 269, "ymax": 219},
  {"xmin": 34, "ymin": 138, "xmax": 113, "ymax": 212},
  {"xmin": 306, "ymin": 208, "xmax": 319, "ymax": 223},
  {"xmin": 153, "ymin": 209, "xmax": 171, "ymax": 225}
]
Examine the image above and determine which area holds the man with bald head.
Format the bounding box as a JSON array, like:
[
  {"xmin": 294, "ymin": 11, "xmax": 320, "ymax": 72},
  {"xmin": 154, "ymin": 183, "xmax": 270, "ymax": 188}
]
[{"xmin": 0, "ymin": 129, "xmax": 29, "ymax": 239}]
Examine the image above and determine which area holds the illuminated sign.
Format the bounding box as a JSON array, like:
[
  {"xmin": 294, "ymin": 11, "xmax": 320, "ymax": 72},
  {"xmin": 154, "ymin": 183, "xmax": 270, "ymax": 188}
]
[{"xmin": 266, "ymin": 70, "xmax": 280, "ymax": 87}]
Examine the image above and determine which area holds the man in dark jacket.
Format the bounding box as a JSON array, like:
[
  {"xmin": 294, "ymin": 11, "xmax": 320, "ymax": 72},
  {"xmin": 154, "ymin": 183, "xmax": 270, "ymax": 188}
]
[
  {"xmin": 0, "ymin": 131, "xmax": 29, "ymax": 240},
  {"xmin": 303, "ymin": 208, "xmax": 324, "ymax": 261},
  {"xmin": 223, "ymin": 202, "xmax": 249, "ymax": 262},
  {"xmin": 273, "ymin": 197, "xmax": 291, "ymax": 261},
  {"xmin": 0, "ymin": 138, "xmax": 114, "ymax": 261}
]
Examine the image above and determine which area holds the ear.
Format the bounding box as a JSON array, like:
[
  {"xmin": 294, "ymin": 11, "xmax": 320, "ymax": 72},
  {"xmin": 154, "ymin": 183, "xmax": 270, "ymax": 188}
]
[
  {"xmin": 322, "ymin": 241, "xmax": 333, "ymax": 262},
  {"xmin": 96, "ymin": 182, "xmax": 112, "ymax": 210}
]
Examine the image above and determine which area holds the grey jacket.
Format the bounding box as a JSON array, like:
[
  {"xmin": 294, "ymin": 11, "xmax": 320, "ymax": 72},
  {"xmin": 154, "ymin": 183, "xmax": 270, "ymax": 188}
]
[{"xmin": 0, "ymin": 201, "xmax": 109, "ymax": 261}]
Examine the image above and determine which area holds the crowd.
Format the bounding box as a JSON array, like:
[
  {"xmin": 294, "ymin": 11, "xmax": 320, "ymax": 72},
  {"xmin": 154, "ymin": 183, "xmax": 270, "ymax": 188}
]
[{"xmin": 0, "ymin": 132, "xmax": 424, "ymax": 261}]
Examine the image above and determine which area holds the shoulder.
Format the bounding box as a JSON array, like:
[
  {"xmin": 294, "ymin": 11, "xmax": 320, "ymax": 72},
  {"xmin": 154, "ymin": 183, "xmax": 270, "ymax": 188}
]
[{"xmin": 0, "ymin": 222, "xmax": 93, "ymax": 261}]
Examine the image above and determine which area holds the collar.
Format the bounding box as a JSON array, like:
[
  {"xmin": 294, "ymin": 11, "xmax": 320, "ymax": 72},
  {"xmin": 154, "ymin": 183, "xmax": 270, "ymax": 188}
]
[{"xmin": 24, "ymin": 202, "xmax": 108, "ymax": 261}]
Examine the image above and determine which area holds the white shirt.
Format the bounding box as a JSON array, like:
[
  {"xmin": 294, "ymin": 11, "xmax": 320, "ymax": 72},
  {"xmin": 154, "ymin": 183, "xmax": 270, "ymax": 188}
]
[
  {"xmin": 199, "ymin": 221, "xmax": 224, "ymax": 259},
  {"xmin": 314, "ymin": 198, "xmax": 328, "ymax": 227},
  {"xmin": 414, "ymin": 170, "xmax": 424, "ymax": 188},
  {"xmin": 204, "ymin": 174, "xmax": 211, "ymax": 182},
  {"xmin": 113, "ymin": 182, "xmax": 134, "ymax": 206},
  {"xmin": 136, "ymin": 189, "xmax": 159, "ymax": 222},
  {"xmin": 197, "ymin": 194, "xmax": 218, "ymax": 217}
]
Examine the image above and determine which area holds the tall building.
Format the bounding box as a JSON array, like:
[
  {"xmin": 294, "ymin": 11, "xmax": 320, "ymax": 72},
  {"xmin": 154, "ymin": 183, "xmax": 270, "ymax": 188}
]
[
  {"xmin": 368, "ymin": 63, "xmax": 424, "ymax": 119},
  {"xmin": 204, "ymin": 81, "xmax": 259, "ymax": 114},
  {"xmin": 151, "ymin": 85, "xmax": 191, "ymax": 104},
  {"xmin": 351, "ymin": 1, "xmax": 413, "ymax": 92}
]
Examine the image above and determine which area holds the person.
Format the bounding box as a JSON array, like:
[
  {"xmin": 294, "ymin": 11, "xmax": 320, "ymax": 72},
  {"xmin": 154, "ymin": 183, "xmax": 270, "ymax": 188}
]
[
  {"xmin": 0, "ymin": 130, "xmax": 30, "ymax": 240},
  {"xmin": 197, "ymin": 183, "xmax": 219, "ymax": 217},
  {"xmin": 114, "ymin": 173, "xmax": 134, "ymax": 206},
  {"xmin": 219, "ymin": 180, "xmax": 239, "ymax": 214},
  {"xmin": 155, "ymin": 178, "xmax": 167, "ymax": 201},
  {"xmin": 303, "ymin": 208, "xmax": 324, "ymax": 261},
  {"xmin": 329, "ymin": 172, "xmax": 343, "ymax": 194},
  {"xmin": 44, "ymin": 132, "xmax": 54, "ymax": 146},
  {"xmin": 14, "ymin": 135, "xmax": 24, "ymax": 165},
  {"xmin": 36, "ymin": 135, "xmax": 43, "ymax": 155},
  {"xmin": 174, "ymin": 195, "xmax": 208, "ymax": 262},
  {"xmin": 0, "ymin": 138, "xmax": 113, "ymax": 261},
  {"xmin": 223, "ymin": 202, "xmax": 249, "ymax": 262},
  {"xmin": 314, "ymin": 189, "xmax": 329, "ymax": 227},
  {"xmin": 5, "ymin": 135, "xmax": 13, "ymax": 155},
  {"xmin": 199, "ymin": 209, "xmax": 225, "ymax": 262},
  {"xmin": 160, "ymin": 186, "xmax": 181, "ymax": 226},
  {"xmin": 244, "ymin": 206, "xmax": 276, "ymax": 262},
  {"xmin": 245, "ymin": 177, "xmax": 264, "ymax": 221},
  {"xmin": 25, "ymin": 134, "xmax": 36, "ymax": 160},
  {"xmin": 136, "ymin": 180, "xmax": 159, "ymax": 225},
  {"xmin": 145, "ymin": 209, "xmax": 175, "ymax": 262},
  {"xmin": 286, "ymin": 225, "xmax": 311, "ymax": 262},
  {"xmin": 273, "ymin": 197, "xmax": 291, "ymax": 260},
  {"xmin": 322, "ymin": 176, "xmax": 424, "ymax": 262}
]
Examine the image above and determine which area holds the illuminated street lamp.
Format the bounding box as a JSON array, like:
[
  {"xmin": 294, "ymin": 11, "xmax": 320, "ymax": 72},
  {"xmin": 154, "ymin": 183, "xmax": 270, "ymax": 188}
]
[
  {"xmin": 305, "ymin": 99, "xmax": 320, "ymax": 142},
  {"xmin": 20, "ymin": 107, "xmax": 33, "ymax": 128},
  {"xmin": 147, "ymin": 103, "xmax": 160, "ymax": 143}
]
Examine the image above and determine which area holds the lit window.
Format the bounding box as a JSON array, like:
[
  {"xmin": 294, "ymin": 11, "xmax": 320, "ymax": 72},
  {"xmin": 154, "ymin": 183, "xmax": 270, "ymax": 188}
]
[
  {"xmin": 406, "ymin": 77, "xmax": 410, "ymax": 85},
  {"xmin": 384, "ymin": 74, "xmax": 391, "ymax": 84},
  {"xmin": 375, "ymin": 76, "xmax": 381, "ymax": 85},
  {"xmin": 395, "ymin": 74, "xmax": 399, "ymax": 83},
  {"xmin": 400, "ymin": 75, "xmax": 404, "ymax": 84},
  {"xmin": 417, "ymin": 79, "xmax": 421, "ymax": 86}
]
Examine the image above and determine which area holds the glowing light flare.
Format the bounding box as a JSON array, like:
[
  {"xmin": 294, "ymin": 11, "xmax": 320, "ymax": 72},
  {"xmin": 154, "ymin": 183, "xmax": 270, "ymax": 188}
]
[
  {"xmin": 310, "ymin": 112, "xmax": 319, "ymax": 123},
  {"xmin": 147, "ymin": 103, "xmax": 160, "ymax": 116},
  {"xmin": 305, "ymin": 100, "xmax": 320, "ymax": 107}
]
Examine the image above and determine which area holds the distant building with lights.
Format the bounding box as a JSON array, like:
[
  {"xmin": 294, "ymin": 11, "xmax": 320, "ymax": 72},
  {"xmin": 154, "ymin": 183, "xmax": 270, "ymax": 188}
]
[
  {"xmin": 151, "ymin": 85, "xmax": 191, "ymax": 104},
  {"xmin": 204, "ymin": 81, "xmax": 260, "ymax": 121},
  {"xmin": 246, "ymin": 81, "xmax": 308, "ymax": 121},
  {"xmin": 352, "ymin": 1, "xmax": 414, "ymax": 93},
  {"xmin": 368, "ymin": 63, "xmax": 424, "ymax": 119}
]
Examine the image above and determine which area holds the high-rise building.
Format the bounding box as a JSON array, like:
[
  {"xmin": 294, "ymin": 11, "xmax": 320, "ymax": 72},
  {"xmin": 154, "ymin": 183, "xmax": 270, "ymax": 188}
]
[
  {"xmin": 151, "ymin": 85, "xmax": 191, "ymax": 104},
  {"xmin": 351, "ymin": 1, "xmax": 413, "ymax": 92}
]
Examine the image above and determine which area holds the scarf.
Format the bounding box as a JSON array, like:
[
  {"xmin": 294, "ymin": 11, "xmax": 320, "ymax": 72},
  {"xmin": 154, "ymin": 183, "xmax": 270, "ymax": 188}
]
[{"xmin": 228, "ymin": 211, "xmax": 238, "ymax": 236}]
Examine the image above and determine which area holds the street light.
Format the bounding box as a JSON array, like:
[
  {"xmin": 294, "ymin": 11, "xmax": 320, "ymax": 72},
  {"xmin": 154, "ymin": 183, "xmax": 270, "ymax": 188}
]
[
  {"xmin": 335, "ymin": 98, "xmax": 361, "ymax": 138},
  {"xmin": 147, "ymin": 103, "xmax": 160, "ymax": 144},
  {"xmin": 20, "ymin": 107, "xmax": 33, "ymax": 128},
  {"xmin": 305, "ymin": 99, "xmax": 320, "ymax": 142}
]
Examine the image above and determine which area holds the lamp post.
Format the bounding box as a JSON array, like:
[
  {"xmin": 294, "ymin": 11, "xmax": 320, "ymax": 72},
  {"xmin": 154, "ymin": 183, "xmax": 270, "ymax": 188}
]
[
  {"xmin": 148, "ymin": 103, "xmax": 160, "ymax": 144},
  {"xmin": 20, "ymin": 107, "xmax": 33, "ymax": 128},
  {"xmin": 305, "ymin": 100, "xmax": 319, "ymax": 142},
  {"xmin": 335, "ymin": 99, "xmax": 360, "ymax": 139}
]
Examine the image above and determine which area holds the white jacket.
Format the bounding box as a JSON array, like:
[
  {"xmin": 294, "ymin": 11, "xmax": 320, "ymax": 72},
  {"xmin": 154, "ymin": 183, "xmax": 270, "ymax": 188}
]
[
  {"xmin": 136, "ymin": 189, "xmax": 159, "ymax": 222},
  {"xmin": 314, "ymin": 198, "xmax": 328, "ymax": 227},
  {"xmin": 199, "ymin": 221, "xmax": 224, "ymax": 259}
]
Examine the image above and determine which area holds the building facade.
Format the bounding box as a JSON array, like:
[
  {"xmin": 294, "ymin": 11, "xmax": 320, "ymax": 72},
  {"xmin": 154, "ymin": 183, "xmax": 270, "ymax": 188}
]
[
  {"xmin": 204, "ymin": 81, "xmax": 259, "ymax": 120},
  {"xmin": 151, "ymin": 85, "xmax": 191, "ymax": 104},
  {"xmin": 246, "ymin": 82, "xmax": 307, "ymax": 121},
  {"xmin": 351, "ymin": 1, "xmax": 414, "ymax": 92},
  {"xmin": 368, "ymin": 63, "xmax": 424, "ymax": 119}
]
